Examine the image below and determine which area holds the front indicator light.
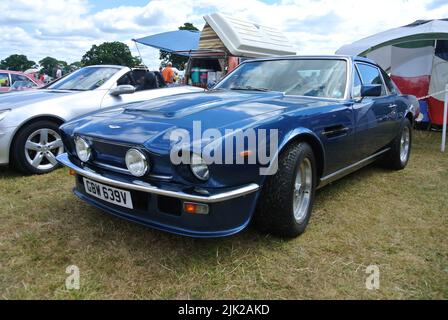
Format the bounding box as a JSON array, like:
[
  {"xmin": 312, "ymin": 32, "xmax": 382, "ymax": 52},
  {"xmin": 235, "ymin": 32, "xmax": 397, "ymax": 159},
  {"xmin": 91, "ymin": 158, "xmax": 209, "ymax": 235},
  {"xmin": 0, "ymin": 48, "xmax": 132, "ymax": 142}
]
[{"xmin": 183, "ymin": 202, "xmax": 209, "ymax": 215}]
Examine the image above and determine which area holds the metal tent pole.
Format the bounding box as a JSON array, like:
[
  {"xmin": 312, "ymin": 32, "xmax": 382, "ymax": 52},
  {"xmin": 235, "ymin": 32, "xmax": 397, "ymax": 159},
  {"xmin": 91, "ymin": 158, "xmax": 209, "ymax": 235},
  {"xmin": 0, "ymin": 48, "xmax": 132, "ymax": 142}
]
[{"xmin": 442, "ymin": 84, "xmax": 448, "ymax": 152}]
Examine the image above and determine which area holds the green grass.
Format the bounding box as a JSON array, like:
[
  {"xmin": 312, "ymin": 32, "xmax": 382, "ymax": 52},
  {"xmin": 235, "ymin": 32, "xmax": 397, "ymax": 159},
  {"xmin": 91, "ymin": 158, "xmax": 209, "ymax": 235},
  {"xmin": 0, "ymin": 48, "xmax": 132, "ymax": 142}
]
[{"xmin": 1, "ymin": 131, "xmax": 447, "ymax": 299}]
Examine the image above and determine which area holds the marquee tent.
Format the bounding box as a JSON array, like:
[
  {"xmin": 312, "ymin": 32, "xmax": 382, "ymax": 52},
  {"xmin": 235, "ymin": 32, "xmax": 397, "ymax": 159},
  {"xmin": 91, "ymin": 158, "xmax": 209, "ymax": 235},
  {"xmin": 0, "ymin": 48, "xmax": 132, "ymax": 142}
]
[{"xmin": 337, "ymin": 19, "xmax": 448, "ymax": 127}]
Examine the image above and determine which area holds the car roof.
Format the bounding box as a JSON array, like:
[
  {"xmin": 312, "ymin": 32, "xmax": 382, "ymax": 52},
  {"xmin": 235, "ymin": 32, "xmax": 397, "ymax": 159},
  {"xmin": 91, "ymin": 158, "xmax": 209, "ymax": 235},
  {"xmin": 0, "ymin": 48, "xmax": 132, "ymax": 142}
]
[
  {"xmin": 0, "ymin": 69, "xmax": 29, "ymax": 75},
  {"xmin": 83, "ymin": 65, "xmax": 128, "ymax": 69}
]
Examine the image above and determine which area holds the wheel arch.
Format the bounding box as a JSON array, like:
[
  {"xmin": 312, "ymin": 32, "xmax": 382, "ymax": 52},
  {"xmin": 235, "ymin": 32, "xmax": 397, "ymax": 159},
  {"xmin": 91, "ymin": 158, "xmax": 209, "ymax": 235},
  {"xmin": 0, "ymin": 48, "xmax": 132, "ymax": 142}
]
[
  {"xmin": 9, "ymin": 115, "xmax": 65, "ymax": 162},
  {"xmin": 279, "ymin": 129, "xmax": 326, "ymax": 180}
]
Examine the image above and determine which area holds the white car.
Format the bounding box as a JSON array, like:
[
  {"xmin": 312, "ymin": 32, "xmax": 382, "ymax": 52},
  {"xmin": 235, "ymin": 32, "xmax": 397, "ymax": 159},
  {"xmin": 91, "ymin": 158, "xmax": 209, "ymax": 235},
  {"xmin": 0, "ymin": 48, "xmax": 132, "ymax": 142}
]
[{"xmin": 0, "ymin": 65, "xmax": 203, "ymax": 174}]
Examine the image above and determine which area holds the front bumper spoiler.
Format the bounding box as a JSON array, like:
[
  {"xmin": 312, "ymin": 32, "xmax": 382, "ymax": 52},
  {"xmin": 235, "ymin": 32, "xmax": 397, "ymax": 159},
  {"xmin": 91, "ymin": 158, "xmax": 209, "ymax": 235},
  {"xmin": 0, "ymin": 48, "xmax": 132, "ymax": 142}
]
[{"xmin": 56, "ymin": 153, "xmax": 260, "ymax": 203}]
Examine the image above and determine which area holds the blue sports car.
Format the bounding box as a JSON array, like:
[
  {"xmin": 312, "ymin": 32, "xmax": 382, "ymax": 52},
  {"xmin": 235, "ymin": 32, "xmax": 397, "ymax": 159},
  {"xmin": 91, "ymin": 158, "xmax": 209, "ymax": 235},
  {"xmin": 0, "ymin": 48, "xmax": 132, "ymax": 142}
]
[{"xmin": 57, "ymin": 56, "xmax": 418, "ymax": 238}]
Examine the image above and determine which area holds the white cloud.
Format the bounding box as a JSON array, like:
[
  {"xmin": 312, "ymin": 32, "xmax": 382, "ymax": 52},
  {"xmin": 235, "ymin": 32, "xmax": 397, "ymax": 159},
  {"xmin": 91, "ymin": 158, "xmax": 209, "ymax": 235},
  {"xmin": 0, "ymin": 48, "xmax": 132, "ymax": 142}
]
[{"xmin": 1, "ymin": 0, "xmax": 448, "ymax": 67}]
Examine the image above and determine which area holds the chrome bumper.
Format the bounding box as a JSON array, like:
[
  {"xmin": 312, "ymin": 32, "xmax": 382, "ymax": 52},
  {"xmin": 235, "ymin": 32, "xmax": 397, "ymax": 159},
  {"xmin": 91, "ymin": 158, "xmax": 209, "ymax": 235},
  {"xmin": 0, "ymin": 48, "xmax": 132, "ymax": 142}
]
[{"xmin": 56, "ymin": 153, "xmax": 260, "ymax": 204}]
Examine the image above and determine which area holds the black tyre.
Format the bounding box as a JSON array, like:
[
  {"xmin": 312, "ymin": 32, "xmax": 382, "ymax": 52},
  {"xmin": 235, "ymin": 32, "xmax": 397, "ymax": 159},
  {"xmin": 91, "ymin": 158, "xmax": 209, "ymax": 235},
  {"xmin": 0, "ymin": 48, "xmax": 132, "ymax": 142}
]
[
  {"xmin": 383, "ymin": 118, "xmax": 412, "ymax": 170},
  {"xmin": 11, "ymin": 120, "xmax": 64, "ymax": 174},
  {"xmin": 253, "ymin": 142, "xmax": 317, "ymax": 238}
]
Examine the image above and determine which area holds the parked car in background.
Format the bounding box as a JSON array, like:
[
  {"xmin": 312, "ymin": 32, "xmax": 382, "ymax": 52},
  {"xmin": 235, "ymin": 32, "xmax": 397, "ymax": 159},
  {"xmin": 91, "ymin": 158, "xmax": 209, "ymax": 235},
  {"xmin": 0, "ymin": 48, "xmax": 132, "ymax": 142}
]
[
  {"xmin": 0, "ymin": 65, "xmax": 203, "ymax": 174},
  {"xmin": 56, "ymin": 55, "xmax": 419, "ymax": 238},
  {"xmin": 0, "ymin": 70, "xmax": 43, "ymax": 93}
]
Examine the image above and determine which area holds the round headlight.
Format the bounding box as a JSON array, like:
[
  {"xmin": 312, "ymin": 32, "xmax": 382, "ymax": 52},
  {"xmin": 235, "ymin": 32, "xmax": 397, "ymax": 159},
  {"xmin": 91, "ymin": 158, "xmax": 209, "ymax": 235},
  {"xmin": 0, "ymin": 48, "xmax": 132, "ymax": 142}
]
[
  {"xmin": 190, "ymin": 153, "xmax": 209, "ymax": 181},
  {"xmin": 75, "ymin": 137, "xmax": 91, "ymax": 162},
  {"xmin": 125, "ymin": 149, "xmax": 148, "ymax": 177}
]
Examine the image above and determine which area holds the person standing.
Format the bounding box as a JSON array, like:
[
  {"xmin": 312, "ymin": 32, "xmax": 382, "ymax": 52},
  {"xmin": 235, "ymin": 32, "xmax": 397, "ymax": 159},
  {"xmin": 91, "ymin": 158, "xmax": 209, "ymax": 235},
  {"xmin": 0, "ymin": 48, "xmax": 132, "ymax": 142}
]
[
  {"xmin": 162, "ymin": 62, "xmax": 175, "ymax": 84},
  {"xmin": 55, "ymin": 66, "xmax": 62, "ymax": 78}
]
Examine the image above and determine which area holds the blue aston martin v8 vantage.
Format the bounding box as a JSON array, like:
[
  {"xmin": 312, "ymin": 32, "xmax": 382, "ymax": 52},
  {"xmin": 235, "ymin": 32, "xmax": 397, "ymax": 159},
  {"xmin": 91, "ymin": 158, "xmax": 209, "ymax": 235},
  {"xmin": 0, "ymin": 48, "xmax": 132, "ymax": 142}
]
[{"xmin": 56, "ymin": 56, "xmax": 419, "ymax": 238}]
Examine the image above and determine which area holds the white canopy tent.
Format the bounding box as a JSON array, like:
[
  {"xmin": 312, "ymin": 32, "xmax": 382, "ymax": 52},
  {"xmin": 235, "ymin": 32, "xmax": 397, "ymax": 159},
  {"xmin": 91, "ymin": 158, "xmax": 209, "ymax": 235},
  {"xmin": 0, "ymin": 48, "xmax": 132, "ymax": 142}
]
[{"xmin": 337, "ymin": 19, "xmax": 448, "ymax": 152}]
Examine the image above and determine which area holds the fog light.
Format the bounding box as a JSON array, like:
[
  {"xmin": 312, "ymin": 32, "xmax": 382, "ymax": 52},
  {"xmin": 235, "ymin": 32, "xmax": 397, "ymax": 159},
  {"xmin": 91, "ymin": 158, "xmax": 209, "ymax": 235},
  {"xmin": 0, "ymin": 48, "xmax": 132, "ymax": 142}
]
[{"xmin": 183, "ymin": 202, "xmax": 209, "ymax": 214}]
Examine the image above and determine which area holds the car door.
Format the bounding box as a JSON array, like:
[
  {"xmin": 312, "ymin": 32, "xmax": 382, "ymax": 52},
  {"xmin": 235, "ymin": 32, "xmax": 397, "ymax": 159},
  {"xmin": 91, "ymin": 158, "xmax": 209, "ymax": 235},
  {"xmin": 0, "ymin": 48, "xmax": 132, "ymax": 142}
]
[
  {"xmin": 10, "ymin": 74, "xmax": 39, "ymax": 91},
  {"xmin": 100, "ymin": 71, "xmax": 155, "ymax": 108},
  {"xmin": 353, "ymin": 63, "xmax": 397, "ymax": 160}
]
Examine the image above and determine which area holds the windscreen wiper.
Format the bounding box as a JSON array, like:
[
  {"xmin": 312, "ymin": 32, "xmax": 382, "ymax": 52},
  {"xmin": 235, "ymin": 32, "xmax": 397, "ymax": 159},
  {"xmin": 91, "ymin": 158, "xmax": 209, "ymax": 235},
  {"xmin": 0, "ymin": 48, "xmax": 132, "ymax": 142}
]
[{"xmin": 230, "ymin": 86, "xmax": 270, "ymax": 92}]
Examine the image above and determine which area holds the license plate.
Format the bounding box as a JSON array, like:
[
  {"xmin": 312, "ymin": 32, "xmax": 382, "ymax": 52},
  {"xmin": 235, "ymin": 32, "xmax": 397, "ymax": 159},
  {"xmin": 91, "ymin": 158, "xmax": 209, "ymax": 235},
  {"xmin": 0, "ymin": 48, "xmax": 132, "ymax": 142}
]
[{"xmin": 83, "ymin": 178, "xmax": 133, "ymax": 209}]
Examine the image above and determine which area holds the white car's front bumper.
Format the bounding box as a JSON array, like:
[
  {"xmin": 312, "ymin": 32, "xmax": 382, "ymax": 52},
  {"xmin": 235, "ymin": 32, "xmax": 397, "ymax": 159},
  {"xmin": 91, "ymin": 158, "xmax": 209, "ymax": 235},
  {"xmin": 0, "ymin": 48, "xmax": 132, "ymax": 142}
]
[{"xmin": 0, "ymin": 126, "xmax": 16, "ymax": 165}]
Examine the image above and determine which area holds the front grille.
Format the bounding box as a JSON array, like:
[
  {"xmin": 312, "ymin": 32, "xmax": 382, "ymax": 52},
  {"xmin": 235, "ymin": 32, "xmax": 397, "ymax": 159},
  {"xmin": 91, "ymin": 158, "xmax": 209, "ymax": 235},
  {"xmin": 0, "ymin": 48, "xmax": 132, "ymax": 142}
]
[{"xmin": 89, "ymin": 138, "xmax": 131, "ymax": 169}]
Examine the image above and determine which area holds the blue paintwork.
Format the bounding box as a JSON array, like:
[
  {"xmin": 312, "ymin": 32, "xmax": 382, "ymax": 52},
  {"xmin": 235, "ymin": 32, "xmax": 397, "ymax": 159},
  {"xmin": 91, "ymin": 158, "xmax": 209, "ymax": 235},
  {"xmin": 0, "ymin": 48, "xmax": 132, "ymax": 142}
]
[{"xmin": 59, "ymin": 56, "xmax": 416, "ymax": 237}]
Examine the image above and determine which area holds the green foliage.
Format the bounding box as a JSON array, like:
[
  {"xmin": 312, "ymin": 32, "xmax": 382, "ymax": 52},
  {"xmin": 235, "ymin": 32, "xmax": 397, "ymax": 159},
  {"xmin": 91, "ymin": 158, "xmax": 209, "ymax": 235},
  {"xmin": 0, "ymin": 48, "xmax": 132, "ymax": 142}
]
[
  {"xmin": 68, "ymin": 61, "xmax": 82, "ymax": 72},
  {"xmin": 159, "ymin": 22, "xmax": 199, "ymax": 70},
  {"xmin": 39, "ymin": 57, "xmax": 62, "ymax": 77},
  {"xmin": 0, "ymin": 54, "xmax": 36, "ymax": 71},
  {"xmin": 81, "ymin": 42, "xmax": 140, "ymax": 68}
]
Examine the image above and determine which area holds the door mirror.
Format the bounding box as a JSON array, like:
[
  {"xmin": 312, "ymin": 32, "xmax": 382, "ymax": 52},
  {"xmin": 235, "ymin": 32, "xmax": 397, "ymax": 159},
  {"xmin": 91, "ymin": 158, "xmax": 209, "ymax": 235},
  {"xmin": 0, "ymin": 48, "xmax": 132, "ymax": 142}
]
[
  {"xmin": 110, "ymin": 85, "xmax": 135, "ymax": 96},
  {"xmin": 361, "ymin": 84, "xmax": 382, "ymax": 98}
]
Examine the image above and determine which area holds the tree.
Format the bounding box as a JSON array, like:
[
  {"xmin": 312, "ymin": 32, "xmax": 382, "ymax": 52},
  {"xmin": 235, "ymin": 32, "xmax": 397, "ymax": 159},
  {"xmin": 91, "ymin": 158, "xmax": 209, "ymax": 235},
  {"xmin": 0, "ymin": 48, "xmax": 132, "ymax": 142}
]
[
  {"xmin": 68, "ymin": 61, "xmax": 82, "ymax": 72},
  {"xmin": 0, "ymin": 54, "xmax": 35, "ymax": 71},
  {"xmin": 81, "ymin": 42, "xmax": 140, "ymax": 68},
  {"xmin": 159, "ymin": 22, "xmax": 199, "ymax": 70},
  {"xmin": 39, "ymin": 57, "xmax": 60, "ymax": 77}
]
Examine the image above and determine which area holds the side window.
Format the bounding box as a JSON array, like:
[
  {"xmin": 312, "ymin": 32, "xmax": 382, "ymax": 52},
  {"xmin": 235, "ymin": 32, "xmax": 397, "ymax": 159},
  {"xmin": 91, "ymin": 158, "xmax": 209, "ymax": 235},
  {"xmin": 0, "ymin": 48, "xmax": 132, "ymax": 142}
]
[
  {"xmin": 353, "ymin": 68, "xmax": 362, "ymax": 99},
  {"xmin": 380, "ymin": 69, "xmax": 398, "ymax": 94},
  {"xmin": 356, "ymin": 63, "xmax": 387, "ymax": 96},
  {"xmin": 0, "ymin": 73, "xmax": 10, "ymax": 87},
  {"xmin": 117, "ymin": 72, "xmax": 135, "ymax": 86},
  {"xmin": 11, "ymin": 74, "xmax": 35, "ymax": 87}
]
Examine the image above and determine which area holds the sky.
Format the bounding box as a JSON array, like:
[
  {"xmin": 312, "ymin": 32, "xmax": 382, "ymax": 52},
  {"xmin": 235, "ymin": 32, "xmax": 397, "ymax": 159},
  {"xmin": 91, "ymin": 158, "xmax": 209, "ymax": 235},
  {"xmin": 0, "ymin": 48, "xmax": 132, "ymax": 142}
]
[{"xmin": 1, "ymin": 0, "xmax": 448, "ymax": 69}]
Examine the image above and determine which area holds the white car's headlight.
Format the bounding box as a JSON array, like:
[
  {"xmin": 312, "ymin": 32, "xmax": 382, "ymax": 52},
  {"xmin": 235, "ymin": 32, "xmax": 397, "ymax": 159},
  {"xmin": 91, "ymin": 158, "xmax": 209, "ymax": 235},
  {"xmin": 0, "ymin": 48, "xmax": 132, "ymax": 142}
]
[
  {"xmin": 0, "ymin": 109, "xmax": 11, "ymax": 122},
  {"xmin": 190, "ymin": 153, "xmax": 209, "ymax": 181},
  {"xmin": 75, "ymin": 137, "xmax": 91, "ymax": 162},
  {"xmin": 125, "ymin": 149, "xmax": 148, "ymax": 177}
]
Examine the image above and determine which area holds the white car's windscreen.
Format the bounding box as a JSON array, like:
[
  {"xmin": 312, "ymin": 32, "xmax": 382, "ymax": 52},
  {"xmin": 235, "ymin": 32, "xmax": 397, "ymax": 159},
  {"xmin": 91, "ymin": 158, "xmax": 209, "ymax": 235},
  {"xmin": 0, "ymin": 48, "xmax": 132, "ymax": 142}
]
[{"xmin": 47, "ymin": 67, "xmax": 120, "ymax": 91}]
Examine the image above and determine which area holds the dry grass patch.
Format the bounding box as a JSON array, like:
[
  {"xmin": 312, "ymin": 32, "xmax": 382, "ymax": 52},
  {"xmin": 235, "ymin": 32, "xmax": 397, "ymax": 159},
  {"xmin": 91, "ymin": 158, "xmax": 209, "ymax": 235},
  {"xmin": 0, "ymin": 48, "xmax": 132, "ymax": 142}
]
[{"xmin": 0, "ymin": 131, "xmax": 447, "ymax": 299}]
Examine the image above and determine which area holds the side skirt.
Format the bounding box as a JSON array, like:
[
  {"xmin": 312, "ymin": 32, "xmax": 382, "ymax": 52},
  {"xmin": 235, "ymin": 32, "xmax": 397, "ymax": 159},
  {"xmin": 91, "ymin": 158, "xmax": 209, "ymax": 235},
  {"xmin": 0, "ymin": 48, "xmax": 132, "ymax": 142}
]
[{"xmin": 317, "ymin": 148, "xmax": 390, "ymax": 189}]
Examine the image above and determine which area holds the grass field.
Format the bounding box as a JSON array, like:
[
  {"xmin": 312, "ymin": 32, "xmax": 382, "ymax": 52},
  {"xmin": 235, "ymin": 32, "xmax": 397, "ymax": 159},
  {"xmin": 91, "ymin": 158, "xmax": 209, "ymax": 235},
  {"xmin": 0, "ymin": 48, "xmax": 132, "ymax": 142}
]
[{"xmin": 0, "ymin": 131, "xmax": 447, "ymax": 299}]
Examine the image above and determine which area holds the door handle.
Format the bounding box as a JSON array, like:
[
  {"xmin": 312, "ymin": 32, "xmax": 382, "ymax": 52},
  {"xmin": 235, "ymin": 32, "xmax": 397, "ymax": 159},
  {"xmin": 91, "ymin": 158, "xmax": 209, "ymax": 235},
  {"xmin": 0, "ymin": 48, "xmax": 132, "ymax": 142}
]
[{"xmin": 388, "ymin": 104, "xmax": 397, "ymax": 108}]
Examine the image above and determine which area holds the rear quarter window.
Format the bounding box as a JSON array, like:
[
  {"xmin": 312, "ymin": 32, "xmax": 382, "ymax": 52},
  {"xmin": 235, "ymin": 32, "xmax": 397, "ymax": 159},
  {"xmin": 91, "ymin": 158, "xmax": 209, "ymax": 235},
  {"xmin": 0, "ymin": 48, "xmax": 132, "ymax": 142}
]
[{"xmin": 0, "ymin": 73, "xmax": 9, "ymax": 87}]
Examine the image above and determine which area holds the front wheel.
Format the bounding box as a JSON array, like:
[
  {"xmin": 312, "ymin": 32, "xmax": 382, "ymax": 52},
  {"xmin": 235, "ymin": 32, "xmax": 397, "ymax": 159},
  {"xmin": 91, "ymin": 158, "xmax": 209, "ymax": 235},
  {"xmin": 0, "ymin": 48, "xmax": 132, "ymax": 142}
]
[
  {"xmin": 12, "ymin": 120, "xmax": 64, "ymax": 174},
  {"xmin": 253, "ymin": 142, "xmax": 317, "ymax": 238}
]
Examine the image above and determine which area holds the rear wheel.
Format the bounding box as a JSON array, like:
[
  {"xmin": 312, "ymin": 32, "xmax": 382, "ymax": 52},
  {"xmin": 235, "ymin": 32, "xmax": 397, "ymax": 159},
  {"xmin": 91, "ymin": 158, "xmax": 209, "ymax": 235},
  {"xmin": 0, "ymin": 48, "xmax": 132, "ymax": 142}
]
[
  {"xmin": 383, "ymin": 118, "xmax": 412, "ymax": 170},
  {"xmin": 12, "ymin": 120, "xmax": 64, "ymax": 174},
  {"xmin": 253, "ymin": 142, "xmax": 316, "ymax": 238}
]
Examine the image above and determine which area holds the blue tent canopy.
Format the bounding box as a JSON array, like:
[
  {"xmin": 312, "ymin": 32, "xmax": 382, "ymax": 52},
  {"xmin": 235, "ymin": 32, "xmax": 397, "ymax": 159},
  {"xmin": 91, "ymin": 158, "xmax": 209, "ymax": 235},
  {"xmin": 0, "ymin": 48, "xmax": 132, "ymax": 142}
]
[{"xmin": 133, "ymin": 30, "xmax": 201, "ymax": 56}]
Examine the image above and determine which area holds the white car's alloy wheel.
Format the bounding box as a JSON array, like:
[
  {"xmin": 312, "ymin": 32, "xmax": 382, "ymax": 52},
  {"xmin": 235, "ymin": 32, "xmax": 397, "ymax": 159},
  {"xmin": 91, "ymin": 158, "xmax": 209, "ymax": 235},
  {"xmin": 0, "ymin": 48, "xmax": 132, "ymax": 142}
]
[{"xmin": 24, "ymin": 128, "xmax": 64, "ymax": 171}]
